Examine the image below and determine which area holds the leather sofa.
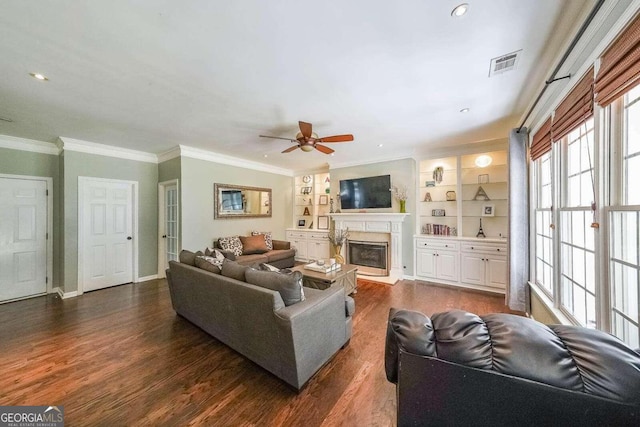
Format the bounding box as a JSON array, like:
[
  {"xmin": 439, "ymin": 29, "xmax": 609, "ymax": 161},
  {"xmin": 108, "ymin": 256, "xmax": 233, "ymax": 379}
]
[
  {"xmin": 385, "ymin": 308, "xmax": 640, "ymax": 426},
  {"xmin": 166, "ymin": 256, "xmax": 353, "ymax": 390}
]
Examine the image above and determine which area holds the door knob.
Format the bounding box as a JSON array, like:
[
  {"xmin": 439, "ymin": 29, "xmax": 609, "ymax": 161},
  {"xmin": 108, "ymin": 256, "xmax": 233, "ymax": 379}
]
[
  {"xmin": 162, "ymin": 235, "xmax": 167, "ymax": 238},
  {"xmin": 127, "ymin": 236, "xmax": 132, "ymax": 240}
]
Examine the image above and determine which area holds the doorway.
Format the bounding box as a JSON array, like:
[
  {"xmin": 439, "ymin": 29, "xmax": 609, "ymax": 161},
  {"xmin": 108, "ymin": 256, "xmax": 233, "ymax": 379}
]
[
  {"xmin": 0, "ymin": 175, "xmax": 52, "ymax": 302},
  {"xmin": 158, "ymin": 180, "xmax": 179, "ymax": 277},
  {"xmin": 78, "ymin": 177, "xmax": 137, "ymax": 293}
]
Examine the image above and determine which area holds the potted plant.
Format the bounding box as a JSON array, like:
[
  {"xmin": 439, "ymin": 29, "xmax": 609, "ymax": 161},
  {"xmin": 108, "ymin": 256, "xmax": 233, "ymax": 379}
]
[
  {"xmin": 391, "ymin": 185, "xmax": 409, "ymax": 213},
  {"xmin": 328, "ymin": 228, "xmax": 349, "ymax": 264}
]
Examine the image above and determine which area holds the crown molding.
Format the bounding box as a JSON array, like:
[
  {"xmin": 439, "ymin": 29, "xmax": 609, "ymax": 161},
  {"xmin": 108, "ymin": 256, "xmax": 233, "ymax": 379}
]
[
  {"xmin": 178, "ymin": 145, "xmax": 293, "ymax": 176},
  {"xmin": 328, "ymin": 153, "xmax": 415, "ymax": 170},
  {"xmin": 157, "ymin": 146, "xmax": 181, "ymax": 163},
  {"xmin": 57, "ymin": 137, "xmax": 158, "ymax": 163},
  {"xmin": 0, "ymin": 134, "xmax": 59, "ymax": 155}
]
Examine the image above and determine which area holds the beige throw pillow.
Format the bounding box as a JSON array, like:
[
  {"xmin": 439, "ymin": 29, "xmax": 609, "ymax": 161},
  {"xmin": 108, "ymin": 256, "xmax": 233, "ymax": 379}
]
[
  {"xmin": 251, "ymin": 231, "xmax": 273, "ymax": 250},
  {"xmin": 239, "ymin": 235, "xmax": 269, "ymax": 255},
  {"xmin": 218, "ymin": 236, "xmax": 243, "ymax": 257}
]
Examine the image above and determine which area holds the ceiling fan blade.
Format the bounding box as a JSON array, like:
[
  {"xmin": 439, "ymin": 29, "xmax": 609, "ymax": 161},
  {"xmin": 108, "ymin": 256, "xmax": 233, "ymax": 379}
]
[
  {"xmin": 317, "ymin": 134, "xmax": 354, "ymax": 143},
  {"xmin": 281, "ymin": 145, "xmax": 300, "ymax": 153},
  {"xmin": 299, "ymin": 121, "xmax": 313, "ymax": 139},
  {"xmin": 259, "ymin": 135, "xmax": 298, "ymax": 142},
  {"xmin": 315, "ymin": 144, "xmax": 334, "ymax": 154}
]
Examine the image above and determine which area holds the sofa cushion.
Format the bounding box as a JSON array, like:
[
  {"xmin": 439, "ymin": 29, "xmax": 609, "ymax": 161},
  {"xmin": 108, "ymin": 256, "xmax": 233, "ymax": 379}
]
[
  {"xmin": 221, "ymin": 258, "xmax": 249, "ymax": 281},
  {"xmin": 179, "ymin": 249, "xmax": 204, "ymax": 266},
  {"xmin": 245, "ymin": 268, "xmax": 305, "ymax": 306},
  {"xmin": 219, "ymin": 236, "xmax": 243, "ymax": 257},
  {"xmin": 251, "ymin": 231, "xmax": 273, "ymax": 250},
  {"xmin": 195, "ymin": 256, "xmax": 222, "ymax": 274},
  {"xmin": 345, "ymin": 296, "xmax": 356, "ymax": 317},
  {"xmin": 265, "ymin": 249, "xmax": 297, "ymax": 263},
  {"xmin": 240, "ymin": 234, "xmax": 269, "ymax": 255}
]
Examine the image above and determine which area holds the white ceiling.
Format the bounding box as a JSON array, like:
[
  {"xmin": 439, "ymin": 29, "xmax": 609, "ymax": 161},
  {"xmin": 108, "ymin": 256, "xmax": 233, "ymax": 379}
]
[{"xmin": 0, "ymin": 1, "xmax": 590, "ymax": 172}]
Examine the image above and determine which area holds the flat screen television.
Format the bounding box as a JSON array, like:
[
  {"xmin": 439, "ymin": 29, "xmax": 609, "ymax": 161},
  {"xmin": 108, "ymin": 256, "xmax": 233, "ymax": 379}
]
[{"xmin": 339, "ymin": 175, "xmax": 392, "ymax": 209}]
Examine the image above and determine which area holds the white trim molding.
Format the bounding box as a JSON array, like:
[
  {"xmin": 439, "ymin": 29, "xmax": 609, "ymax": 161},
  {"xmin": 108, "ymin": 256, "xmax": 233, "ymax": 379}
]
[
  {"xmin": 58, "ymin": 137, "xmax": 158, "ymax": 163},
  {"xmin": 136, "ymin": 274, "xmax": 159, "ymax": 282},
  {"xmin": 54, "ymin": 287, "xmax": 78, "ymax": 299},
  {"xmin": 0, "ymin": 134, "xmax": 59, "ymax": 155},
  {"xmin": 178, "ymin": 145, "xmax": 293, "ymax": 176}
]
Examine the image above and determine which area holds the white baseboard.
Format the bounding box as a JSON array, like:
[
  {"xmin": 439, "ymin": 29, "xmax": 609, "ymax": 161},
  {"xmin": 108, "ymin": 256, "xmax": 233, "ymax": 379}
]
[
  {"xmin": 136, "ymin": 274, "xmax": 158, "ymax": 283},
  {"xmin": 53, "ymin": 287, "xmax": 78, "ymax": 299}
]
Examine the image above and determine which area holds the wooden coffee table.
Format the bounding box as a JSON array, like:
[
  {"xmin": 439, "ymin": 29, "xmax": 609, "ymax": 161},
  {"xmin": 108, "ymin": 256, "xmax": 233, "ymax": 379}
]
[{"xmin": 292, "ymin": 263, "xmax": 358, "ymax": 295}]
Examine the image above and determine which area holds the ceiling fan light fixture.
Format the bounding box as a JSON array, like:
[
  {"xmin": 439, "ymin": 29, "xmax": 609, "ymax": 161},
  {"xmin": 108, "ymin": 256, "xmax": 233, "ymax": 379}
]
[
  {"xmin": 451, "ymin": 3, "xmax": 469, "ymax": 17},
  {"xmin": 29, "ymin": 72, "xmax": 49, "ymax": 81},
  {"xmin": 300, "ymin": 145, "xmax": 314, "ymax": 152}
]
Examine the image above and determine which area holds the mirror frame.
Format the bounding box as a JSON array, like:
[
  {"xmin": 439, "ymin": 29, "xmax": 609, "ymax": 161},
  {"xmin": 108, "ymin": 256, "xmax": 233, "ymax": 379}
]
[{"xmin": 214, "ymin": 183, "xmax": 272, "ymax": 219}]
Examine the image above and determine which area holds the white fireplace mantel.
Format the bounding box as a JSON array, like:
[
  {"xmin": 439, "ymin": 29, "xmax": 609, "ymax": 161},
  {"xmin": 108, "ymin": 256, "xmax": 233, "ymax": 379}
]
[{"xmin": 330, "ymin": 213, "xmax": 410, "ymax": 280}]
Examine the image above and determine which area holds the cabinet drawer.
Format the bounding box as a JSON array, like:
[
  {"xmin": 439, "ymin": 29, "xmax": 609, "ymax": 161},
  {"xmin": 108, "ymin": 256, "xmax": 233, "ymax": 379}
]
[
  {"xmin": 415, "ymin": 239, "xmax": 458, "ymax": 251},
  {"xmin": 461, "ymin": 243, "xmax": 506, "ymax": 254},
  {"xmin": 286, "ymin": 231, "xmax": 307, "ymax": 239},
  {"xmin": 308, "ymin": 233, "xmax": 328, "ymax": 240}
]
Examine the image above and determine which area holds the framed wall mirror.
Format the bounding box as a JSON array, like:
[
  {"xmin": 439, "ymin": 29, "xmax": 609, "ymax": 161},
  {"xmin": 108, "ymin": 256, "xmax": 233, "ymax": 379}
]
[{"xmin": 214, "ymin": 183, "xmax": 272, "ymax": 219}]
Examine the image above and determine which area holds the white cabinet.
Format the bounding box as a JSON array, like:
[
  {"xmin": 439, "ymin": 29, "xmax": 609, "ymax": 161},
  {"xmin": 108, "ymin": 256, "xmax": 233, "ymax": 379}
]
[
  {"xmin": 286, "ymin": 229, "xmax": 329, "ymax": 262},
  {"xmin": 460, "ymin": 242, "xmax": 507, "ymax": 291},
  {"xmin": 415, "ymin": 238, "xmax": 459, "ymax": 282},
  {"xmin": 415, "ymin": 236, "xmax": 507, "ymax": 293}
]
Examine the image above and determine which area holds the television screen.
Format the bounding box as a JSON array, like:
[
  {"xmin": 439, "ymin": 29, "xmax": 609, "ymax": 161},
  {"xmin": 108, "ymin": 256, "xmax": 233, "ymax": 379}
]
[
  {"xmin": 221, "ymin": 190, "xmax": 243, "ymax": 211},
  {"xmin": 339, "ymin": 175, "xmax": 392, "ymax": 209}
]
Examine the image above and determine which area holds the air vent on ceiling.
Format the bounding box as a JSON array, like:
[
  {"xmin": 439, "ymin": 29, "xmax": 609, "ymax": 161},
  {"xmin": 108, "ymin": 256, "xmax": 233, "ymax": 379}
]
[{"xmin": 489, "ymin": 50, "xmax": 522, "ymax": 77}]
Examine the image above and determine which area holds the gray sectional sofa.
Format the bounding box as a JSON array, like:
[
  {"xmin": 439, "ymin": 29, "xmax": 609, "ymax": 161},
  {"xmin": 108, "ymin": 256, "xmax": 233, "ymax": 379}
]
[{"xmin": 166, "ymin": 253, "xmax": 354, "ymax": 390}]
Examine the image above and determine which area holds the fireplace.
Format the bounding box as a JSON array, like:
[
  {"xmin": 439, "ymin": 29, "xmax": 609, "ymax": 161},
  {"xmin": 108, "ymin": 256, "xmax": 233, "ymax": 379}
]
[{"xmin": 347, "ymin": 240, "xmax": 389, "ymax": 276}]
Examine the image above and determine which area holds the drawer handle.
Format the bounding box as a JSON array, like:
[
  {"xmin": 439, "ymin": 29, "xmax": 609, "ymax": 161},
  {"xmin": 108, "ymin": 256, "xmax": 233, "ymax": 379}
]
[
  {"xmin": 497, "ymin": 248, "xmax": 500, "ymax": 251},
  {"xmin": 471, "ymin": 246, "xmax": 474, "ymax": 250},
  {"xmin": 445, "ymin": 244, "xmax": 449, "ymax": 247}
]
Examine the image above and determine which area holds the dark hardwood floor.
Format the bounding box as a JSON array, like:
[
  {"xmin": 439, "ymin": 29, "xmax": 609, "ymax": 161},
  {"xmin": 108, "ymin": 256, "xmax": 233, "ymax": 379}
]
[{"xmin": 0, "ymin": 278, "xmax": 520, "ymax": 426}]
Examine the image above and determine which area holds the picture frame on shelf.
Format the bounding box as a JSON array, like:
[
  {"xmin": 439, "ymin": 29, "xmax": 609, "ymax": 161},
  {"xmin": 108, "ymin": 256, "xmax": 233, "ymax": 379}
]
[
  {"xmin": 298, "ymin": 219, "xmax": 306, "ymax": 227},
  {"xmin": 319, "ymin": 195, "xmax": 328, "ymax": 205},
  {"xmin": 425, "ymin": 180, "xmax": 435, "ymax": 187},
  {"xmin": 482, "ymin": 204, "xmax": 495, "ymax": 217},
  {"xmin": 301, "ymin": 186, "xmax": 312, "ymax": 195},
  {"xmin": 318, "ymin": 215, "xmax": 329, "ymax": 229},
  {"xmin": 478, "ymin": 174, "xmax": 490, "ymax": 184},
  {"xmin": 432, "ymin": 209, "xmax": 446, "ymax": 217}
]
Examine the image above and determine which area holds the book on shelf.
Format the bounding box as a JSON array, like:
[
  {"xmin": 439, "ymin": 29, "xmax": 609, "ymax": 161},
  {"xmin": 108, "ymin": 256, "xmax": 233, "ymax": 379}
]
[
  {"xmin": 304, "ymin": 262, "xmax": 342, "ymax": 273},
  {"xmin": 421, "ymin": 223, "xmax": 452, "ymax": 236}
]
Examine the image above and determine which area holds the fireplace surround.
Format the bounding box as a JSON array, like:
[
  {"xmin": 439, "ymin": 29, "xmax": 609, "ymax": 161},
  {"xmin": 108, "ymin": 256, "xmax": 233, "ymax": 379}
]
[{"xmin": 347, "ymin": 240, "xmax": 389, "ymax": 276}]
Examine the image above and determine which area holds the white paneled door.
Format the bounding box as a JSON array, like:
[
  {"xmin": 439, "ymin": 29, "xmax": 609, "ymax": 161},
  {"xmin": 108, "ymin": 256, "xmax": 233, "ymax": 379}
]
[
  {"xmin": 0, "ymin": 178, "xmax": 48, "ymax": 302},
  {"xmin": 80, "ymin": 178, "xmax": 133, "ymax": 292},
  {"xmin": 163, "ymin": 183, "xmax": 178, "ymax": 269}
]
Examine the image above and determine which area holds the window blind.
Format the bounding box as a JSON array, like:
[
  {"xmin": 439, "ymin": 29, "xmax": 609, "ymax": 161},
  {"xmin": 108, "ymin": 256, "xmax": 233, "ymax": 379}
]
[
  {"xmin": 530, "ymin": 117, "xmax": 552, "ymax": 161},
  {"xmin": 551, "ymin": 67, "xmax": 594, "ymax": 142}
]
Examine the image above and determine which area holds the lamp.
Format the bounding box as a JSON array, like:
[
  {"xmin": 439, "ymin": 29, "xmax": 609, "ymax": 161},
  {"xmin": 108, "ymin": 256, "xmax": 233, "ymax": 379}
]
[{"xmin": 475, "ymin": 155, "xmax": 492, "ymax": 168}]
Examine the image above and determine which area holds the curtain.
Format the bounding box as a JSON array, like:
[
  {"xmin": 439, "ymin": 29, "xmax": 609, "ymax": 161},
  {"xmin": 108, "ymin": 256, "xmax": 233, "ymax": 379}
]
[
  {"xmin": 530, "ymin": 117, "xmax": 552, "ymax": 161},
  {"xmin": 595, "ymin": 12, "xmax": 640, "ymax": 106},
  {"xmin": 508, "ymin": 128, "xmax": 530, "ymax": 312},
  {"xmin": 551, "ymin": 67, "xmax": 594, "ymax": 142}
]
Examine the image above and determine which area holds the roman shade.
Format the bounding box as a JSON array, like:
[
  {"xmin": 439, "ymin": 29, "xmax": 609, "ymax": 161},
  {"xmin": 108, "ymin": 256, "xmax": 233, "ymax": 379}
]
[
  {"xmin": 530, "ymin": 117, "xmax": 552, "ymax": 161},
  {"xmin": 551, "ymin": 68, "xmax": 594, "ymax": 142},
  {"xmin": 595, "ymin": 13, "xmax": 640, "ymax": 107}
]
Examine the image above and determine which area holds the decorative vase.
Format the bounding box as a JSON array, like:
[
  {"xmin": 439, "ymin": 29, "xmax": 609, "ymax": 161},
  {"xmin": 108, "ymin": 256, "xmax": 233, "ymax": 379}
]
[
  {"xmin": 399, "ymin": 200, "xmax": 406, "ymax": 213},
  {"xmin": 333, "ymin": 244, "xmax": 345, "ymax": 264}
]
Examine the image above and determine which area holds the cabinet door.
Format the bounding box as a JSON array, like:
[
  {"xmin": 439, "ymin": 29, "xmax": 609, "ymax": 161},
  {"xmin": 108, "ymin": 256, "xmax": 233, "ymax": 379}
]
[
  {"xmin": 460, "ymin": 253, "xmax": 485, "ymax": 286},
  {"xmin": 416, "ymin": 250, "xmax": 437, "ymax": 278},
  {"xmin": 486, "ymin": 256, "xmax": 508, "ymax": 289},
  {"xmin": 290, "ymin": 238, "xmax": 308, "ymax": 260},
  {"xmin": 437, "ymin": 251, "xmax": 459, "ymax": 282},
  {"xmin": 307, "ymin": 239, "xmax": 329, "ymax": 261}
]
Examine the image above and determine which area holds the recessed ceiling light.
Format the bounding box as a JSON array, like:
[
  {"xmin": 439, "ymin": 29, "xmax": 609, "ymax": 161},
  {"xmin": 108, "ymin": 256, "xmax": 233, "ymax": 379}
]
[
  {"xmin": 451, "ymin": 3, "xmax": 469, "ymax": 17},
  {"xmin": 263, "ymin": 154, "xmax": 268, "ymax": 158},
  {"xmin": 29, "ymin": 72, "xmax": 49, "ymax": 81},
  {"xmin": 460, "ymin": 108, "xmax": 470, "ymax": 113},
  {"xmin": 475, "ymin": 155, "xmax": 492, "ymax": 168},
  {"xmin": 378, "ymin": 144, "xmax": 383, "ymax": 147}
]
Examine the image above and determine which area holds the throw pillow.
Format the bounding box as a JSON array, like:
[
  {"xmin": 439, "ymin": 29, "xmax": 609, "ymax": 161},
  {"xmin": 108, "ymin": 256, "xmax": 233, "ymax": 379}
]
[
  {"xmin": 245, "ymin": 268, "xmax": 305, "ymax": 306},
  {"xmin": 194, "ymin": 256, "xmax": 222, "ymax": 274},
  {"xmin": 218, "ymin": 236, "xmax": 243, "ymax": 257},
  {"xmin": 239, "ymin": 235, "xmax": 269, "ymax": 255},
  {"xmin": 204, "ymin": 248, "xmax": 226, "ymax": 265},
  {"xmin": 259, "ymin": 263, "xmax": 281, "ymax": 272},
  {"xmin": 179, "ymin": 250, "xmax": 204, "ymax": 266},
  {"xmin": 221, "ymin": 258, "xmax": 249, "ymax": 282},
  {"xmin": 251, "ymin": 231, "xmax": 273, "ymax": 250}
]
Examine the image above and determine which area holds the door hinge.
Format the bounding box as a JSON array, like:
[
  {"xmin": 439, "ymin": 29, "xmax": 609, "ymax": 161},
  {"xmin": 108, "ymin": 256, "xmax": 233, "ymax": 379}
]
[
  {"xmin": 46, "ymin": 232, "xmax": 49, "ymax": 240},
  {"xmin": 46, "ymin": 276, "xmax": 48, "ymax": 284},
  {"xmin": 46, "ymin": 189, "xmax": 49, "ymax": 196}
]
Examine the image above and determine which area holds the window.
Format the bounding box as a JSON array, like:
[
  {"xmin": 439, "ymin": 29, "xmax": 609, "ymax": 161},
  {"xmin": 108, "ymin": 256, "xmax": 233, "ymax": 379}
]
[
  {"xmin": 608, "ymin": 87, "xmax": 640, "ymax": 348},
  {"xmin": 534, "ymin": 152, "xmax": 554, "ymax": 295},
  {"xmin": 559, "ymin": 119, "xmax": 596, "ymax": 327}
]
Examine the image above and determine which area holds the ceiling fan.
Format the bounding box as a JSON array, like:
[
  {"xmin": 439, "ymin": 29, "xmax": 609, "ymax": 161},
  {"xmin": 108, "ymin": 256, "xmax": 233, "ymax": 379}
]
[{"xmin": 259, "ymin": 121, "xmax": 354, "ymax": 154}]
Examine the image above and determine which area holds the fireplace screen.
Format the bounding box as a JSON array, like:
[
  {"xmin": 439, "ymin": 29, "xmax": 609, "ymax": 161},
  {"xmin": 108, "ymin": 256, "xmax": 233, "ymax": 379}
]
[{"xmin": 347, "ymin": 240, "xmax": 389, "ymax": 276}]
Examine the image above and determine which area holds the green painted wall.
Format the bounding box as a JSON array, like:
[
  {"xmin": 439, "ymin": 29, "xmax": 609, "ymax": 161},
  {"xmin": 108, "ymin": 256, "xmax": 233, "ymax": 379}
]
[
  {"xmin": 330, "ymin": 158, "xmax": 416, "ymax": 276},
  {"xmin": 180, "ymin": 157, "xmax": 292, "ymax": 250},
  {"xmin": 62, "ymin": 151, "xmax": 158, "ymax": 292},
  {"xmin": 158, "ymin": 157, "xmax": 181, "ymax": 183},
  {"xmin": 0, "ymin": 147, "xmax": 63, "ymax": 288}
]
